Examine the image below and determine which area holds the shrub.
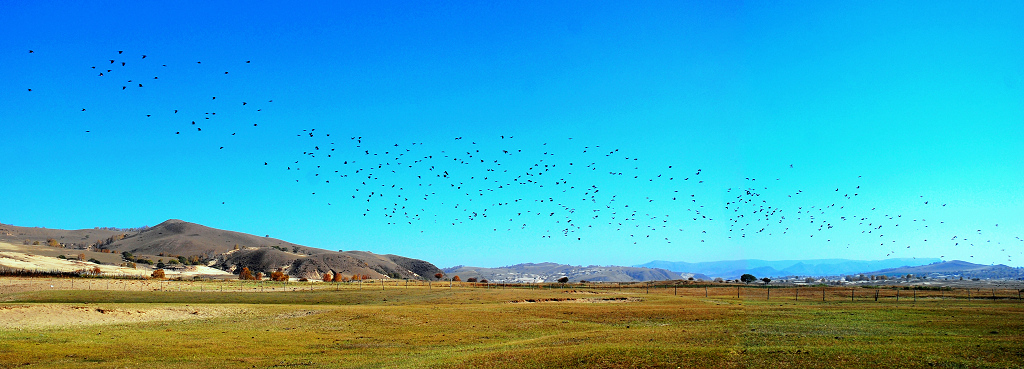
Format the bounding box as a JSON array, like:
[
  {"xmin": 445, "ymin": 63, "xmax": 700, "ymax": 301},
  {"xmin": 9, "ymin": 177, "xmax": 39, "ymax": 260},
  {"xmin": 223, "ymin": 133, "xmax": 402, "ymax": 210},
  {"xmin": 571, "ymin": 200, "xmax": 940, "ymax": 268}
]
[
  {"xmin": 434, "ymin": 272, "xmax": 444, "ymax": 280},
  {"xmin": 323, "ymin": 272, "xmax": 334, "ymax": 282},
  {"xmin": 271, "ymin": 268, "xmax": 289, "ymax": 281},
  {"xmin": 467, "ymin": 277, "xmax": 478, "ymax": 282},
  {"xmin": 557, "ymin": 276, "xmax": 569, "ymax": 283},
  {"xmin": 254, "ymin": 272, "xmax": 263, "ymax": 280},
  {"xmin": 47, "ymin": 238, "xmax": 60, "ymax": 247},
  {"xmin": 240, "ymin": 267, "xmax": 254, "ymax": 280},
  {"xmin": 57, "ymin": 254, "xmax": 66, "ymax": 259},
  {"xmin": 88, "ymin": 258, "xmax": 101, "ymax": 264},
  {"xmin": 452, "ymin": 275, "xmax": 461, "ymax": 282},
  {"xmin": 333, "ymin": 272, "xmax": 344, "ymax": 282},
  {"xmin": 78, "ymin": 254, "xmax": 86, "ymax": 261},
  {"xmin": 152, "ymin": 269, "xmax": 165, "ymax": 279},
  {"xmin": 480, "ymin": 279, "xmax": 488, "ymax": 284}
]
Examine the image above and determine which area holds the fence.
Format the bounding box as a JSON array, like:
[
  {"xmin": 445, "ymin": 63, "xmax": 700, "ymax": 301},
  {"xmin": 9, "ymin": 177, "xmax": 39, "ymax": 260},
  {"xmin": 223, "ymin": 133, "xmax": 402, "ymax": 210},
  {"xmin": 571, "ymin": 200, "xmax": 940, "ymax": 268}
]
[{"xmin": 1, "ymin": 275, "xmax": 1022, "ymax": 303}]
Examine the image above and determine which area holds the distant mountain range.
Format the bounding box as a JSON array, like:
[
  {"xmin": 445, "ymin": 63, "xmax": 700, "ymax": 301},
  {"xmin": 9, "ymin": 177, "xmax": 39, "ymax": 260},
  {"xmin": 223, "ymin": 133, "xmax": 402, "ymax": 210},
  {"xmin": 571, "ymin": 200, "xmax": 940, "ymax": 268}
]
[
  {"xmin": 443, "ymin": 262, "xmax": 708, "ymax": 283},
  {"xmin": 637, "ymin": 258, "xmax": 943, "ymax": 279},
  {"xmin": 865, "ymin": 260, "xmax": 1024, "ymax": 280}
]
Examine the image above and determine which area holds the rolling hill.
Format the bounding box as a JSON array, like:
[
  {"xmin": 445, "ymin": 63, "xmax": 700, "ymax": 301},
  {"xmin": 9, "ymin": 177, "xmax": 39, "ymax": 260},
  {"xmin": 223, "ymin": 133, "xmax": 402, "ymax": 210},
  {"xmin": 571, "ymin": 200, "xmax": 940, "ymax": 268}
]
[{"xmin": 0, "ymin": 220, "xmax": 442, "ymax": 280}]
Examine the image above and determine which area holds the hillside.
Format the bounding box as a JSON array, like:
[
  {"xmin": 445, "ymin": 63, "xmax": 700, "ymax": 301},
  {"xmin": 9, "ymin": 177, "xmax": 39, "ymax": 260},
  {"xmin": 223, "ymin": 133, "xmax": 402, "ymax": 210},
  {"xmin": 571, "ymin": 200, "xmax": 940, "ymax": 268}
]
[
  {"xmin": 443, "ymin": 262, "xmax": 705, "ymax": 283},
  {"xmin": 0, "ymin": 220, "xmax": 442, "ymax": 280},
  {"xmin": 638, "ymin": 258, "xmax": 942, "ymax": 279}
]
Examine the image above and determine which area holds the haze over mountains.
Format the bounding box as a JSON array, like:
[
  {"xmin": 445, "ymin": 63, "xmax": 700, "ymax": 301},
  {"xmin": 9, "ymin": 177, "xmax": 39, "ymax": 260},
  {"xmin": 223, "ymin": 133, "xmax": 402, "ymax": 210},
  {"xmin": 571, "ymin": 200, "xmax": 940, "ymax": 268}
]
[
  {"xmin": 638, "ymin": 258, "xmax": 944, "ymax": 280},
  {"xmin": 443, "ymin": 263, "xmax": 708, "ymax": 283}
]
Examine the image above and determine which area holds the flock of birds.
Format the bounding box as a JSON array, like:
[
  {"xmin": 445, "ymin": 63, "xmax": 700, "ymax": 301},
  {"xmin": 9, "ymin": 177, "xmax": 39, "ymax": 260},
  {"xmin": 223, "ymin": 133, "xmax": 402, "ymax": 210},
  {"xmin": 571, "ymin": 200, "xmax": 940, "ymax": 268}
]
[{"xmin": 21, "ymin": 49, "xmax": 1023, "ymax": 264}]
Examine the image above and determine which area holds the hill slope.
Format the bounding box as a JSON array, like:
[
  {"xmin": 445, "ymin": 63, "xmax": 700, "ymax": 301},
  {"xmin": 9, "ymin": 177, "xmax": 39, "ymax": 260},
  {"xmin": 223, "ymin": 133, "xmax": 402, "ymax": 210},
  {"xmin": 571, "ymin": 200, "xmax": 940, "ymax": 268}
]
[{"xmin": 1, "ymin": 220, "xmax": 442, "ymax": 280}]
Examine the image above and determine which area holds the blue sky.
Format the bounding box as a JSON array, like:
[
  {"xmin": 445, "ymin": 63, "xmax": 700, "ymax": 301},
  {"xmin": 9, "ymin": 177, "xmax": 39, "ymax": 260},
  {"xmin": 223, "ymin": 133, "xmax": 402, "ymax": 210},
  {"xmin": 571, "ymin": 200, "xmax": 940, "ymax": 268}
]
[{"xmin": 2, "ymin": 1, "xmax": 1022, "ymax": 268}]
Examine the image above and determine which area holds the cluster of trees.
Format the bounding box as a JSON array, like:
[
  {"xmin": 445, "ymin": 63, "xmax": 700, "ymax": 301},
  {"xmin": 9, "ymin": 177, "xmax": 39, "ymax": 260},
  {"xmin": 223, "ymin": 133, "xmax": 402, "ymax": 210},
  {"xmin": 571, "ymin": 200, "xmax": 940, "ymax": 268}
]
[
  {"xmin": 238, "ymin": 267, "xmax": 264, "ymax": 281},
  {"xmin": 93, "ymin": 226, "xmax": 149, "ymax": 232},
  {"xmin": 91, "ymin": 233, "xmax": 129, "ymax": 251},
  {"xmin": 740, "ymin": 274, "xmax": 772, "ymax": 285}
]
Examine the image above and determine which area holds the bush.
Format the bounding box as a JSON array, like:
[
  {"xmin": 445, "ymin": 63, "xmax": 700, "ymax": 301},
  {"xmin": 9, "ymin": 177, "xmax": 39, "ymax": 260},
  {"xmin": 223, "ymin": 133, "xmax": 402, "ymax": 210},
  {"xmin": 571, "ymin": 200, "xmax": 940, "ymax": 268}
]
[
  {"xmin": 152, "ymin": 269, "xmax": 165, "ymax": 279},
  {"xmin": 323, "ymin": 272, "xmax": 334, "ymax": 282},
  {"xmin": 467, "ymin": 277, "xmax": 478, "ymax": 282},
  {"xmin": 333, "ymin": 272, "xmax": 344, "ymax": 282},
  {"xmin": 452, "ymin": 275, "xmax": 462, "ymax": 282},
  {"xmin": 271, "ymin": 268, "xmax": 289, "ymax": 281},
  {"xmin": 239, "ymin": 267, "xmax": 254, "ymax": 280},
  {"xmin": 57, "ymin": 254, "xmax": 66, "ymax": 259},
  {"xmin": 88, "ymin": 258, "xmax": 102, "ymax": 264},
  {"xmin": 557, "ymin": 276, "xmax": 569, "ymax": 283}
]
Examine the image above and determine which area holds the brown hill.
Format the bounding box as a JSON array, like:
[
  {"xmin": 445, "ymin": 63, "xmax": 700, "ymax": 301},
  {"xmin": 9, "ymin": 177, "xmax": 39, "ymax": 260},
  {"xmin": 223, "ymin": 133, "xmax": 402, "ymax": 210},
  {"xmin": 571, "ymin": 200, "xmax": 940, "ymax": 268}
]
[
  {"xmin": 108, "ymin": 219, "xmax": 312, "ymax": 259},
  {"xmin": 2, "ymin": 220, "xmax": 442, "ymax": 280},
  {"xmin": 0, "ymin": 223, "xmax": 140, "ymax": 250}
]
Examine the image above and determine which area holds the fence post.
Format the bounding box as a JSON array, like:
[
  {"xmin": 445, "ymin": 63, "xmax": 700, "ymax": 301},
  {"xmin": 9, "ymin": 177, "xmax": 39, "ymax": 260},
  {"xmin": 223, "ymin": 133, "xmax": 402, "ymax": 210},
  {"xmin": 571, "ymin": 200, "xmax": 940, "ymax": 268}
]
[
  {"xmin": 896, "ymin": 289, "xmax": 899, "ymax": 302},
  {"xmin": 851, "ymin": 288, "xmax": 854, "ymax": 302},
  {"xmin": 705, "ymin": 286, "xmax": 708, "ymax": 298},
  {"xmin": 767, "ymin": 286, "xmax": 770, "ymax": 301},
  {"xmin": 674, "ymin": 285, "xmax": 677, "ymax": 296},
  {"xmin": 874, "ymin": 289, "xmax": 878, "ymax": 302},
  {"xmin": 914, "ymin": 289, "xmax": 916, "ymax": 302},
  {"xmin": 822, "ymin": 286, "xmax": 825, "ymax": 302},
  {"xmin": 795, "ymin": 287, "xmax": 799, "ymax": 301},
  {"xmin": 968, "ymin": 288, "xmax": 971, "ymax": 301},
  {"xmin": 737, "ymin": 286, "xmax": 740, "ymax": 299}
]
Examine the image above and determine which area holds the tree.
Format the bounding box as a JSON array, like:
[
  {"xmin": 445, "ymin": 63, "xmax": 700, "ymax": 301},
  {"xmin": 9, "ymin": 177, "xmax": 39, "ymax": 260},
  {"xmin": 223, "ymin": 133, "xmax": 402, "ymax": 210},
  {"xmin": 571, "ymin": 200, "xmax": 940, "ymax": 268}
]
[
  {"xmin": 323, "ymin": 272, "xmax": 334, "ymax": 282},
  {"xmin": 452, "ymin": 275, "xmax": 461, "ymax": 282},
  {"xmin": 466, "ymin": 277, "xmax": 478, "ymax": 282},
  {"xmin": 152, "ymin": 269, "xmax": 165, "ymax": 279},
  {"xmin": 740, "ymin": 274, "xmax": 757, "ymax": 284},
  {"xmin": 122, "ymin": 251, "xmax": 134, "ymax": 261},
  {"xmin": 333, "ymin": 272, "xmax": 344, "ymax": 282},
  {"xmin": 240, "ymin": 267, "xmax": 254, "ymax": 280},
  {"xmin": 557, "ymin": 276, "xmax": 569, "ymax": 284},
  {"xmin": 761, "ymin": 277, "xmax": 771, "ymax": 285},
  {"xmin": 479, "ymin": 279, "xmax": 488, "ymax": 284},
  {"xmin": 77, "ymin": 254, "xmax": 86, "ymax": 261},
  {"xmin": 254, "ymin": 272, "xmax": 263, "ymax": 280},
  {"xmin": 434, "ymin": 272, "xmax": 444, "ymax": 280},
  {"xmin": 47, "ymin": 238, "xmax": 60, "ymax": 247},
  {"xmin": 271, "ymin": 268, "xmax": 289, "ymax": 281}
]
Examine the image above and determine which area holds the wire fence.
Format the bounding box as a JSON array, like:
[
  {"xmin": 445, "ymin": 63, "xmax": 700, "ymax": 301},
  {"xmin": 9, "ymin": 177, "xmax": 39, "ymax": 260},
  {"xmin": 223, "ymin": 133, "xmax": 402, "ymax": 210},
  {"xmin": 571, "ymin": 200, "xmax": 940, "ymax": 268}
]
[{"xmin": 1, "ymin": 274, "xmax": 1022, "ymax": 303}]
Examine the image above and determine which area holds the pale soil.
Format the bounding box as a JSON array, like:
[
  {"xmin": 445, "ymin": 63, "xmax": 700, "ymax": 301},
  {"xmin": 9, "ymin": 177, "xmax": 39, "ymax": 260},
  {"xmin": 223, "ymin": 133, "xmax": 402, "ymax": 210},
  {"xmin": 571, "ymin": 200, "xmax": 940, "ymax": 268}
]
[
  {"xmin": 0, "ymin": 241, "xmax": 230, "ymax": 277},
  {"xmin": 0, "ymin": 304, "xmax": 228, "ymax": 329}
]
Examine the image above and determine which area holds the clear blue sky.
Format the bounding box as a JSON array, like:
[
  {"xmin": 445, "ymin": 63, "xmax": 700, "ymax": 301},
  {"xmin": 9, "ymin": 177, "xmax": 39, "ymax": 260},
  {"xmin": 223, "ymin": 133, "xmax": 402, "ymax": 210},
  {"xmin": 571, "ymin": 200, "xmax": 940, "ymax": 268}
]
[{"xmin": 2, "ymin": 1, "xmax": 1022, "ymax": 268}]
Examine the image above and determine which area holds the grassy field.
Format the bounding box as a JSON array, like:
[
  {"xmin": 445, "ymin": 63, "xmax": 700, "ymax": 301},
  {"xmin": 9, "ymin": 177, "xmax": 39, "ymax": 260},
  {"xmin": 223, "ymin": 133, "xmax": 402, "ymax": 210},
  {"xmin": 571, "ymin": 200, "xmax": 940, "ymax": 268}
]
[{"xmin": 1, "ymin": 280, "xmax": 1022, "ymax": 368}]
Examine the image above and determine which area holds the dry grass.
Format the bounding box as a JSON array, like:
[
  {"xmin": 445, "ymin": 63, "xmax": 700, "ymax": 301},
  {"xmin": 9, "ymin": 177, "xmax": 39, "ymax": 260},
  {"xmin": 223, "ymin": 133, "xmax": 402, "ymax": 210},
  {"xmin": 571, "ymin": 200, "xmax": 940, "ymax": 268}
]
[{"xmin": 1, "ymin": 280, "xmax": 1022, "ymax": 368}]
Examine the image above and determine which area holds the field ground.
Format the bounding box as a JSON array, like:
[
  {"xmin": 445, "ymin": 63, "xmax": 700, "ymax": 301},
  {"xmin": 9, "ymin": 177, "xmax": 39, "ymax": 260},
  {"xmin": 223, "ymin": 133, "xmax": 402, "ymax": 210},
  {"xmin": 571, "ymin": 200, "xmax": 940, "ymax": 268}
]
[{"xmin": 1, "ymin": 278, "xmax": 1023, "ymax": 369}]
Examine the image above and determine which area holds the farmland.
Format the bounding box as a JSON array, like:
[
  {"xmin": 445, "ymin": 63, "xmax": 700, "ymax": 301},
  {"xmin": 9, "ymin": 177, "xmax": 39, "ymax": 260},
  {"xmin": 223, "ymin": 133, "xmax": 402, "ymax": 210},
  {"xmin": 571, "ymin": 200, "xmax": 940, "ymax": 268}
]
[{"xmin": 1, "ymin": 279, "xmax": 1022, "ymax": 368}]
